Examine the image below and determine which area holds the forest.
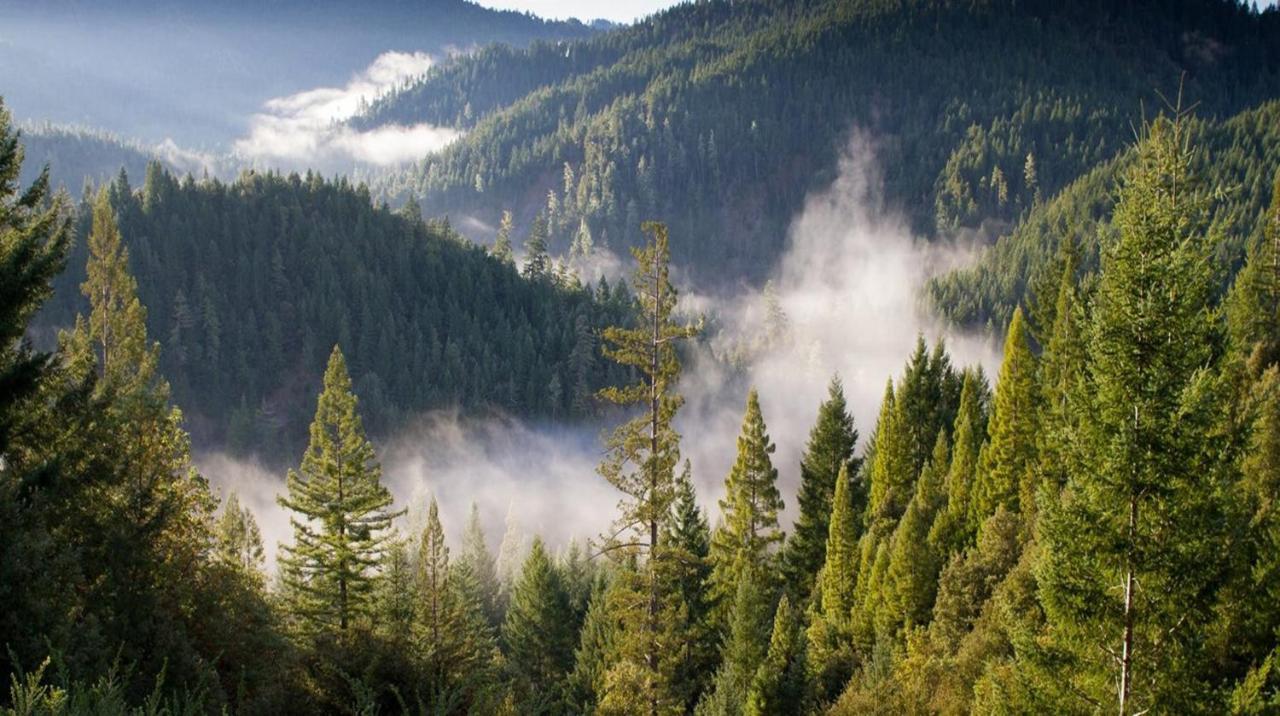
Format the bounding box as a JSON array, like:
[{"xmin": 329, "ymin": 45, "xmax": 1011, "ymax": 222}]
[
  {"xmin": 6, "ymin": 81, "xmax": 1280, "ymax": 714},
  {"xmin": 360, "ymin": 0, "xmax": 1280, "ymax": 280}
]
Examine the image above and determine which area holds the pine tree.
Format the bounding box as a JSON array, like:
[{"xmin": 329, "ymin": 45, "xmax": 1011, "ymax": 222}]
[
  {"xmin": 1226, "ymin": 173, "xmax": 1280, "ymax": 369},
  {"xmin": 1035, "ymin": 115, "xmax": 1231, "ymax": 713},
  {"xmin": 0, "ymin": 107, "xmax": 69, "ymax": 459},
  {"xmin": 698, "ymin": 560, "xmax": 777, "ymax": 716},
  {"xmin": 522, "ymin": 211, "xmax": 551, "ymax": 280},
  {"xmin": 806, "ymin": 463, "xmax": 859, "ymax": 704},
  {"xmin": 458, "ymin": 502, "xmax": 502, "ymax": 627},
  {"xmin": 569, "ymin": 577, "xmax": 621, "ymax": 714},
  {"xmin": 928, "ymin": 368, "xmax": 989, "ymax": 556},
  {"xmin": 492, "ymin": 210, "xmax": 515, "ymax": 265},
  {"xmin": 969, "ymin": 308, "xmax": 1038, "ymax": 533},
  {"xmin": 415, "ymin": 498, "xmax": 452, "ymax": 663},
  {"xmin": 278, "ymin": 346, "xmax": 402, "ymax": 633},
  {"xmin": 495, "ymin": 504, "xmax": 525, "ymax": 615},
  {"xmin": 745, "ymin": 594, "xmax": 807, "ymax": 716},
  {"xmin": 782, "ymin": 377, "xmax": 860, "ymax": 602},
  {"xmin": 882, "ymin": 432, "xmax": 948, "ymax": 636},
  {"xmin": 596, "ymin": 221, "xmax": 697, "ymax": 715},
  {"xmin": 658, "ymin": 463, "xmax": 717, "ymax": 712},
  {"xmin": 216, "ymin": 492, "xmax": 264, "ymax": 575},
  {"xmin": 80, "ymin": 188, "xmax": 153, "ymax": 390},
  {"xmin": 503, "ymin": 537, "xmax": 576, "ymax": 713},
  {"xmin": 710, "ymin": 389, "xmax": 784, "ymax": 623}
]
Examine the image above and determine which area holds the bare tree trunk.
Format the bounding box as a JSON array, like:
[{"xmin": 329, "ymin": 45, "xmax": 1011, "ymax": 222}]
[{"xmin": 1118, "ymin": 490, "xmax": 1137, "ymax": 715}]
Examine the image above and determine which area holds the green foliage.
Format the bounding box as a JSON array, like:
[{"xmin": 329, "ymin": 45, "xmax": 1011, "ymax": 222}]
[
  {"xmin": 502, "ymin": 538, "xmax": 576, "ymax": 714},
  {"xmin": 744, "ymin": 595, "xmax": 807, "ymax": 716},
  {"xmin": 969, "ymin": 308, "xmax": 1038, "ymax": 533},
  {"xmin": 710, "ymin": 389, "xmax": 784, "ymax": 622},
  {"xmin": 781, "ymin": 377, "xmax": 860, "ymax": 602},
  {"xmin": 40, "ymin": 166, "xmax": 635, "ymax": 462},
  {"xmin": 278, "ymin": 346, "xmax": 402, "ymax": 634},
  {"xmin": 1034, "ymin": 114, "xmax": 1232, "ymax": 713}
]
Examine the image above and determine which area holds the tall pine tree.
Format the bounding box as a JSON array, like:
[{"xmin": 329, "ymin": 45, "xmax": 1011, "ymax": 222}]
[{"xmin": 278, "ymin": 346, "xmax": 402, "ymax": 633}]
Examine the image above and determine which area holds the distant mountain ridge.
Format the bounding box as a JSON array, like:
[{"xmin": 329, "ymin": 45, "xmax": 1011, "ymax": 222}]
[{"xmin": 355, "ymin": 0, "xmax": 1280, "ymax": 283}]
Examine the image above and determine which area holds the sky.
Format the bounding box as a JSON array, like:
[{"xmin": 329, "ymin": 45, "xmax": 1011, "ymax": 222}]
[{"xmin": 475, "ymin": 0, "xmax": 683, "ymax": 23}]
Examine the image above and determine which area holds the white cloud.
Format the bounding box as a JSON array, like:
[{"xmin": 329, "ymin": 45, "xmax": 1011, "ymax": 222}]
[{"xmin": 233, "ymin": 51, "xmax": 461, "ymax": 169}]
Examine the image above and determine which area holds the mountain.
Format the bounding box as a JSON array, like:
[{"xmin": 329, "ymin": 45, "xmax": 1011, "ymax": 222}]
[
  {"xmin": 0, "ymin": 0, "xmax": 597, "ymax": 147},
  {"xmin": 36, "ymin": 163, "xmax": 635, "ymax": 462},
  {"xmin": 928, "ymin": 99, "xmax": 1280, "ymax": 331},
  {"xmin": 357, "ymin": 0, "xmax": 1280, "ymax": 283}
]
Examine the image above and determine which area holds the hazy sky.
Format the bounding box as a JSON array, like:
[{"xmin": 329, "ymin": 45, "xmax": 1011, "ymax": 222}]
[{"xmin": 475, "ymin": 0, "xmax": 682, "ymax": 23}]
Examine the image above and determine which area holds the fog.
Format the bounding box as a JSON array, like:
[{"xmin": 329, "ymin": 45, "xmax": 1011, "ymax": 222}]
[
  {"xmin": 233, "ymin": 51, "xmax": 462, "ymax": 170},
  {"xmin": 201, "ymin": 133, "xmax": 1000, "ymax": 574}
]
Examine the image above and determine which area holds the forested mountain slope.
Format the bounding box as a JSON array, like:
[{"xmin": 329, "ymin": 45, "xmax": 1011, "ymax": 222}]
[
  {"xmin": 929, "ymin": 99, "xmax": 1280, "ymax": 330},
  {"xmin": 361, "ymin": 0, "xmax": 1280, "ymax": 281},
  {"xmin": 15, "ymin": 124, "xmax": 176, "ymax": 192},
  {"xmin": 36, "ymin": 164, "xmax": 634, "ymax": 461}
]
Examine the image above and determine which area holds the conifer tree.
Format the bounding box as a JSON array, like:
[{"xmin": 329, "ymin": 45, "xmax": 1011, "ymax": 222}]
[
  {"xmin": 216, "ymin": 492, "xmax": 264, "ymax": 575},
  {"xmin": 1035, "ymin": 115, "xmax": 1230, "ymax": 713},
  {"xmin": 882, "ymin": 432, "xmax": 949, "ymax": 636},
  {"xmin": 278, "ymin": 346, "xmax": 402, "ymax": 633},
  {"xmin": 782, "ymin": 377, "xmax": 860, "ymax": 601},
  {"xmin": 0, "ymin": 107, "xmax": 69, "ymax": 460},
  {"xmin": 569, "ymin": 577, "xmax": 621, "ymax": 714},
  {"xmin": 522, "ymin": 211, "xmax": 551, "ymax": 280},
  {"xmin": 659, "ymin": 463, "xmax": 717, "ymax": 712},
  {"xmin": 503, "ymin": 537, "xmax": 576, "ymax": 713},
  {"xmin": 698, "ymin": 560, "xmax": 777, "ymax": 716},
  {"xmin": 1226, "ymin": 172, "xmax": 1280, "ymax": 369},
  {"xmin": 376, "ymin": 537, "xmax": 416, "ymax": 640},
  {"xmin": 970, "ymin": 308, "xmax": 1038, "ymax": 533},
  {"xmin": 806, "ymin": 463, "xmax": 859, "ymax": 704},
  {"xmin": 492, "ymin": 210, "xmax": 515, "ymax": 265},
  {"xmin": 458, "ymin": 502, "xmax": 502, "ymax": 627},
  {"xmin": 928, "ymin": 368, "xmax": 989, "ymax": 556},
  {"xmin": 596, "ymin": 221, "xmax": 697, "ymax": 715},
  {"xmin": 745, "ymin": 594, "xmax": 807, "ymax": 716},
  {"xmin": 710, "ymin": 389, "xmax": 784, "ymax": 621}
]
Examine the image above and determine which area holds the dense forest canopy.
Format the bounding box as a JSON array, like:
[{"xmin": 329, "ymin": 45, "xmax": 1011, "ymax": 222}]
[
  {"xmin": 33, "ymin": 164, "xmax": 635, "ymax": 461},
  {"xmin": 5, "ymin": 0, "xmax": 1280, "ymax": 714},
  {"xmin": 360, "ymin": 0, "xmax": 1280, "ymax": 281}
]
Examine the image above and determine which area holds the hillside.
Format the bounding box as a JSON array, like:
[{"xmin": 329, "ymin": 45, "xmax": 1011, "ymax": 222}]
[
  {"xmin": 37, "ymin": 164, "xmax": 634, "ymax": 462},
  {"xmin": 928, "ymin": 99, "xmax": 1280, "ymax": 330},
  {"xmin": 359, "ymin": 0, "xmax": 1280, "ymax": 282}
]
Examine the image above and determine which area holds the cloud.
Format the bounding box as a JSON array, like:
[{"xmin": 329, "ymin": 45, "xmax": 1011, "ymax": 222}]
[{"xmin": 232, "ymin": 51, "xmax": 461, "ymax": 169}]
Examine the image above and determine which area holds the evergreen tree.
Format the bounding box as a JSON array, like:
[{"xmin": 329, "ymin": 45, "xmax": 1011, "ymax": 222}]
[
  {"xmin": 492, "ymin": 209, "xmax": 515, "ymax": 265},
  {"xmin": 568, "ymin": 577, "xmax": 621, "ymax": 714},
  {"xmin": 503, "ymin": 537, "xmax": 576, "ymax": 714},
  {"xmin": 698, "ymin": 560, "xmax": 776, "ymax": 716},
  {"xmin": 781, "ymin": 376, "xmax": 860, "ymax": 602},
  {"xmin": 522, "ymin": 211, "xmax": 551, "ymax": 280},
  {"xmin": 216, "ymin": 492, "xmax": 264, "ymax": 575},
  {"xmin": 458, "ymin": 502, "xmax": 503, "ymax": 628},
  {"xmin": 928, "ymin": 368, "xmax": 989, "ymax": 556},
  {"xmin": 969, "ymin": 307, "xmax": 1038, "ymax": 533},
  {"xmin": 806, "ymin": 463, "xmax": 859, "ymax": 704},
  {"xmin": 278, "ymin": 346, "xmax": 402, "ymax": 633},
  {"xmin": 710, "ymin": 389, "xmax": 784, "ymax": 623},
  {"xmin": 1226, "ymin": 173, "xmax": 1280, "ymax": 369},
  {"xmin": 596, "ymin": 221, "xmax": 697, "ymax": 715},
  {"xmin": 1034, "ymin": 115, "xmax": 1231, "ymax": 713},
  {"xmin": 658, "ymin": 463, "xmax": 717, "ymax": 712},
  {"xmin": 882, "ymin": 432, "xmax": 949, "ymax": 637},
  {"xmin": 745, "ymin": 594, "xmax": 807, "ymax": 716}
]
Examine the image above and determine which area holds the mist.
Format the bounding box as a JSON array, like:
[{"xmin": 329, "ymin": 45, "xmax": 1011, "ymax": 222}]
[
  {"xmin": 200, "ymin": 132, "xmax": 999, "ymax": 574},
  {"xmin": 233, "ymin": 51, "xmax": 462, "ymax": 171}
]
